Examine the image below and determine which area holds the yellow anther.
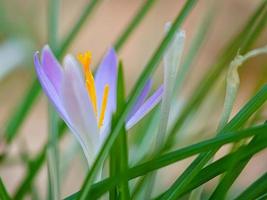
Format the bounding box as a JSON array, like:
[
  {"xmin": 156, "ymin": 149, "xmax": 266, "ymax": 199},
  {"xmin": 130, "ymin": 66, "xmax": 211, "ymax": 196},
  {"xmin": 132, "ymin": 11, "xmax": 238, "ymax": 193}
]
[
  {"xmin": 98, "ymin": 85, "xmax": 109, "ymax": 128},
  {"xmin": 77, "ymin": 51, "xmax": 98, "ymax": 115}
]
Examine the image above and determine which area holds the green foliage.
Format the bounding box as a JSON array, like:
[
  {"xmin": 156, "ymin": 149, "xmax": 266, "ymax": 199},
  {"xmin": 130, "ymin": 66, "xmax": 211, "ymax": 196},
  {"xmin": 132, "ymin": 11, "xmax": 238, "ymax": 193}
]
[{"xmin": 1, "ymin": 0, "xmax": 267, "ymax": 200}]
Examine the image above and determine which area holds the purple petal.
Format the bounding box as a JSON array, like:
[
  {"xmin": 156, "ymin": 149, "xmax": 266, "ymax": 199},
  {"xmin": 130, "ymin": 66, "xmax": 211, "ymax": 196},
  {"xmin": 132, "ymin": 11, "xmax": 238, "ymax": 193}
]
[
  {"xmin": 61, "ymin": 55, "xmax": 100, "ymax": 163},
  {"xmin": 41, "ymin": 45, "xmax": 63, "ymax": 93},
  {"xmin": 127, "ymin": 79, "xmax": 152, "ymax": 121},
  {"xmin": 126, "ymin": 85, "xmax": 164, "ymax": 130},
  {"xmin": 34, "ymin": 52, "xmax": 69, "ymax": 123},
  {"xmin": 95, "ymin": 47, "xmax": 118, "ymax": 130}
]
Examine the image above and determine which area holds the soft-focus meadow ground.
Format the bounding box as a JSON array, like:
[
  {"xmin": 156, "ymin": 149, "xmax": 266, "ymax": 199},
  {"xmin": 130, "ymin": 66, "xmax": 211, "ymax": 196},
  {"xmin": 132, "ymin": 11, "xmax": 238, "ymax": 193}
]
[{"xmin": 0, "ymin": 0, "xmax": 267, "ymax": 199}]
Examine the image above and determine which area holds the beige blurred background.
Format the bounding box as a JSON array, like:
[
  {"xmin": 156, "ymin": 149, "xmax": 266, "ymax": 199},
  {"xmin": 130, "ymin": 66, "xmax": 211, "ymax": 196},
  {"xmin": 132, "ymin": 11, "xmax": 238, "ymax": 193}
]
[{"xmin": 0, "ymin": 0, "xmax": 267, "ymax": 199}]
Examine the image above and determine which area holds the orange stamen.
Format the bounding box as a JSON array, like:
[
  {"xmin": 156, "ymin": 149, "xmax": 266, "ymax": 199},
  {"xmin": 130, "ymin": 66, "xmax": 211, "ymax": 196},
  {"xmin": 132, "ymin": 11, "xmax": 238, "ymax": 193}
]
[
  {"xmin": 98, "ymin": 85, "xmax": 109, "ymax": 128},
  {"xmin": 77, "ymin": 51, "xmax": 98, "ymax": 115}
]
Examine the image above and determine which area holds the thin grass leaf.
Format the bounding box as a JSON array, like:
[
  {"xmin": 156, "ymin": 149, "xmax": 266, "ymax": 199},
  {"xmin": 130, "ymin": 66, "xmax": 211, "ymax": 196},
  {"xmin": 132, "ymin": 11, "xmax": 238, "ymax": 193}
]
[
  {"xmin": 0, "ymin": 178, "xmax": 11, "ymax": 200},
  {"xmin": 64, "ymin": 123, "xmax": 267, "ymax": 199},
  {"xmin": 47, "ymin": 107, "xmax": 60, "ymax": 200},
  {"xmin": 159, "ymin": 83, "xmax": 267, "ymax": 200},
  {"xmin": 174, "ymin": 1, "xmax": 215, "ymax": 94},
  {"xmin": 116, "ymin": 62, "xmax": 130, "ymax": 200},
  {"xmin": 114, "ymin": 0, "xmax": 157, "ymax": 50},
  {"xmin": 234, "ymin": 172, "xmax": 267, "ymax": 200},
  {"xmin": 156, "ymin": 134, "xmax": 267, "ymax": 198},
  {"xmin": 76, "ymin": 1, "xmax": 197, "ymax": 199}
]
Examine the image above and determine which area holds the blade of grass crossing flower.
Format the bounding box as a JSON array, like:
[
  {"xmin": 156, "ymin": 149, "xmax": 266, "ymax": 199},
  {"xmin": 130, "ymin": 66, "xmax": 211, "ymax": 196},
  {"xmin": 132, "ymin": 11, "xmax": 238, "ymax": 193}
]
[
  {"xmin": 234, "ymin": 172, "xmax": 267, "ymax": 200},
  {"xmin": 109, "ymin": 61, "xmax": 128, "ymax": 199},
  {"xmin": 77, "ymin": 1, "xmax": 197, "ymax": 199},
  {"xmin": 64, "ymin": 123, "xmax": 267, "ymax": 200},
  {"xmin": 114, "ymin": 0, "xmax": 157, "ymax": 51},
  {"xmin": 115, "ymin": 62, "xmax": 130, "ymax": 200},
  {"xmin": 0, "ymin": 178, "xmax": 11, "ymax": 200}
]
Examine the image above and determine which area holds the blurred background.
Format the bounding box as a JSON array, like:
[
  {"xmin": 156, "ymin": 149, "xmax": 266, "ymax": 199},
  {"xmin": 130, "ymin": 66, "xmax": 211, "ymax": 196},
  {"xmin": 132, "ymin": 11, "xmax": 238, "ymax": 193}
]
[{"xmin": 0, "ymin": 0, "xmax": 267, "ymax": 199}]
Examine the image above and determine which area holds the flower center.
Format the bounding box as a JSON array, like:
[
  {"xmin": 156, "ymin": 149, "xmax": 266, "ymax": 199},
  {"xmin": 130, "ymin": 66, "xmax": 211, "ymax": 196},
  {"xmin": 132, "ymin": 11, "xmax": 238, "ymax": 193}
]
[{"xmin": 77, "ymin": 51, "xmax": 109, "ymax": 128}]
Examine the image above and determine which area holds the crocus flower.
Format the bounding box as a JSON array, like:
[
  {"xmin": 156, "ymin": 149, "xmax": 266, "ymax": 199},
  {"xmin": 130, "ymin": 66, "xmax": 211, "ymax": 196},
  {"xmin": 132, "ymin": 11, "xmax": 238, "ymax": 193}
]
[{"xmin": 34, "ymin": 45, "xmax": 163, "ymax": 165}]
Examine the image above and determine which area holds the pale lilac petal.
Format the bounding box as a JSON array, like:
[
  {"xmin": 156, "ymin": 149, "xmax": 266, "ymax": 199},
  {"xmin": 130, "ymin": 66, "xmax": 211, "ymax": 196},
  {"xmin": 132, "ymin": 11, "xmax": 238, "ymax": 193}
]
[
  {"xmin": 34, "ymin": 52, "xmax": 69, "ymax": 123},
  {"xmin": 61, "ymin": 55, "xmax": 99, "ymax": 164},
  {"xmin": 41, "ymin": 45, "xmax": 63, "ymax": 93},
  {"xmin": 95, "ymin": 47, "xmax": 118, "ymax": 130},
  {"xmin": 127, "ymin": 79, "xmax": 152, "ymax": 121},
  {"xmin": 126, "ymin": 85, "xmax": 164, "ymax": 130}
]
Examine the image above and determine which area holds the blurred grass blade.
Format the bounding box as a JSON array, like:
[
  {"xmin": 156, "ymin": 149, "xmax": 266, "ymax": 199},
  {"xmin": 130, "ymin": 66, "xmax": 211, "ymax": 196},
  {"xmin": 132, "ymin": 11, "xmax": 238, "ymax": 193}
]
[
  {"xmin": 174, "ymin": 1, "xmax": 215, "ymax": 94},
  {"xmin": 47, "ymin": 0, "xmax": 60, "ymax": 199},
  {"xmin": 14, "ymin": 123, "xmax": 66, "ymax": 200},
  {"xmin": 47, "ymin": 107, "xmax": 60, "ymax": 200},
  {"xmin": 57, "ymin": 0, "xmax": 103, "ymax": 57},
  {"xmin": 77, "ymin": 1, "xmax": 197, "ymax": 199},
  {"xmin": 234, "ymin": 172, "xmax": 267, "ymax": 200},
  {"xmin": 114, "ymin": 0, "xmax": 157, "ymax": 50},
  {"xmin": 0, "ymin": 178, "xmax": 11, "ymax": 200}
]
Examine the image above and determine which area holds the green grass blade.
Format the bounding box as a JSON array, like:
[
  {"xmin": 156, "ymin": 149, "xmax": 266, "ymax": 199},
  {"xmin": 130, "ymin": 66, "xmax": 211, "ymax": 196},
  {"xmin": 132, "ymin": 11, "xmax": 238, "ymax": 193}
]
[
  {"xmin": 4, "ymin": 79, "xmax": 41, "ymax": 143},
  {"xmin": 63, "ymin": 123, "xmax": 267, "ymax": 199},
  {"xmin": 47, "ymin": 0, "xmax": 60, "ymax": 199},
  {"xmin": 76, "ymin": 1, "xmax": 197, "ymax": 199},
  {"xmin": 116, "ymin": 62, "xmax": 130, "ymax": 200},
  {"xmin": 47, "ymin": 107, "xmax": 60, "ymax": 200},
  {"xmin": 57, "ymin": 0, "xmax": 102, "ymax": 57},
  {"xmin": 13, "ymin": 123, "xmax": 66, "ymax": 200},
  {"xmin": 0, "ymin": 178, "xmax": 11, "ymax": 200},
  {"xmin": 159, "ymin": 83, "xmax": 267, "ymax": 200},
  {"xmin": 114, "ymin": 0, "xmax": 157, "ymax": 50},
  {"xmin": 155, "ymin": 135, "xmax": 267, "ymax": 199},
  {"xmin": 234, "ymin": 172, "xmax": 267, "ymax": 200}
]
